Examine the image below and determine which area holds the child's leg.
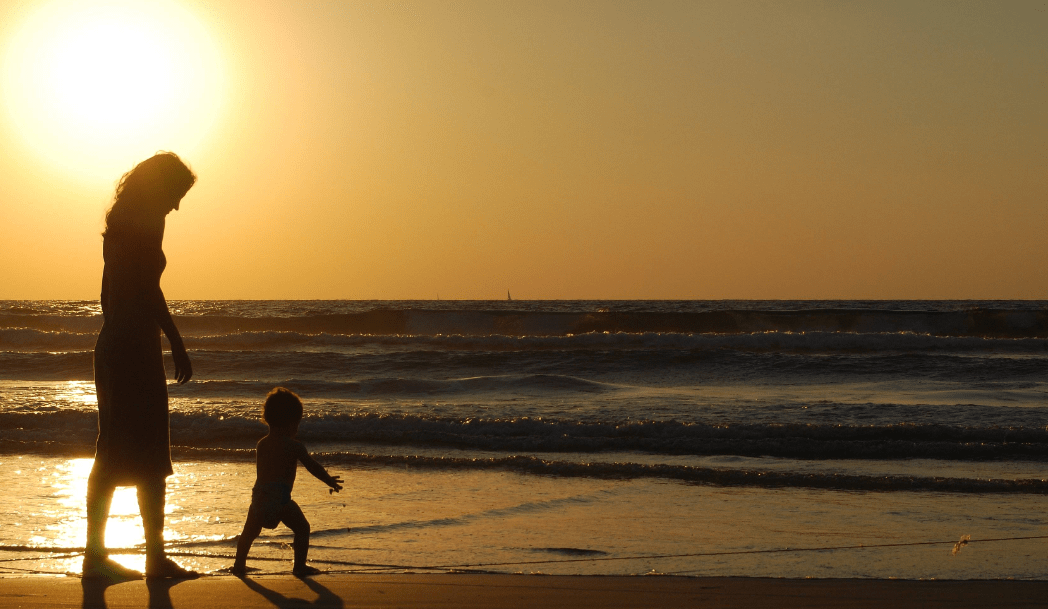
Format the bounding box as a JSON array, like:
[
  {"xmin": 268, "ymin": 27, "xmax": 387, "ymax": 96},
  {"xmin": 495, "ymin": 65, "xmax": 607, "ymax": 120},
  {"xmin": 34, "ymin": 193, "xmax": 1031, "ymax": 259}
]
[
  {"xmin": 278, "ymin": 501, "xmax": 312, "ymax": 573},
  {"xmin": 233, "ymin": 511, "xmax": 264, "ymax": 572}
]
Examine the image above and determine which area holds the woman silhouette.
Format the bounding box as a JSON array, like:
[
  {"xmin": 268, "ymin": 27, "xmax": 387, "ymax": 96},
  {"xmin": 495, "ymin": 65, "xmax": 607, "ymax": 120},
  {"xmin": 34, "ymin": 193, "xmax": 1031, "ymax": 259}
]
[{"xmin": 84, "ymin": 152, "xmax": 197, "ymax": 579}]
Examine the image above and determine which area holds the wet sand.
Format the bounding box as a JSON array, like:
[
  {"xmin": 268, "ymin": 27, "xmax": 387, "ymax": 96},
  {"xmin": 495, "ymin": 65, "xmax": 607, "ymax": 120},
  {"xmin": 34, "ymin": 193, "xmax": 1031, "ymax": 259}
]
[{"xmin": 2, "ymin": 574, "xmax": 1046, "ymax": 608}]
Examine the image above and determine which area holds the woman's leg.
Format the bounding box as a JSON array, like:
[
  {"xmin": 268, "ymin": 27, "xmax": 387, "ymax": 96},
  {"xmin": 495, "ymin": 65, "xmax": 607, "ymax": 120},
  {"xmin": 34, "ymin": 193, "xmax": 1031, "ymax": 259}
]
[
  {"xmin": 83, "ymin": 465, "xmax": 141, "ymax": 579},
  {"xmin": 137, "ymin": 477, "xmax": 166, "ymax": 565},
  {"xmin": 138, "ymin": 478, "xmax": 198, "ymax": 578},
  {"xmin": 84, "ymin": 465, "xmax": 115, "ymax": 562}
]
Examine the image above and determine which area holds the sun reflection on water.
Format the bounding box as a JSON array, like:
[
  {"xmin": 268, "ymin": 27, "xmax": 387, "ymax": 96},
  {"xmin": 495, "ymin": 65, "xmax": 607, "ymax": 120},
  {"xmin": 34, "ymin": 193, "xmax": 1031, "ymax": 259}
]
[
  {"xmin": 6, "ymin": 457, "xmax": 276, "ymax": 576},
  {"xmin": 41, "ymin": 459, "xmax": 139, "ymax": 572},
  {"xmin": 53, "ymin": 381, "xmax": 97, "ymax": 407},
  {"xmin": 38, "ymin": 458, "xmax": 194, "ymax": 574}
]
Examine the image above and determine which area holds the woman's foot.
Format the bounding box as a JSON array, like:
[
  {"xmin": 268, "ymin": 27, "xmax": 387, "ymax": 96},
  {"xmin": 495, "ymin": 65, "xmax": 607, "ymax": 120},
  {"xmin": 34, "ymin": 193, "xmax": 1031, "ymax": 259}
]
[
  {"xmin": 292, "ymin": 565, "xmax": 322, "ymax": 577},
  {"xmin": 82, "ymin": 556, "xmax": 143, "ymax": 581},
  {"xmin": 145, "ymin": 557, "xmax": 200, "ymax": 579}
]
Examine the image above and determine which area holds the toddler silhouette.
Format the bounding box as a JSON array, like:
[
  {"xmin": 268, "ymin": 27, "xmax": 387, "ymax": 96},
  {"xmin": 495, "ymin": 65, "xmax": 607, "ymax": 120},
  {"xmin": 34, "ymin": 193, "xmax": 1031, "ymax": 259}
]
[{"xmin": 230, "ymin": 387, "xmax": 342, "ymax": 577}]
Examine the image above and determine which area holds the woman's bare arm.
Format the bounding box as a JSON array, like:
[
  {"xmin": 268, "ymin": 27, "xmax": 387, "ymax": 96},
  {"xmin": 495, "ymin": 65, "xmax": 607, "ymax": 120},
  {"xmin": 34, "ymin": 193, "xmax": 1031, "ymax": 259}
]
[{"xmin": 153, "ymin": 287, "xmax": 192, "ymax": 383}]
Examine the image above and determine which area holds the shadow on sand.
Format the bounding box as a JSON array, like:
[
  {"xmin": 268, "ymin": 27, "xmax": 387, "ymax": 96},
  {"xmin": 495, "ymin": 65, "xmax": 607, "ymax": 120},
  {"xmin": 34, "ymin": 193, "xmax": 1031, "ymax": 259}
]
[
  {"xmin": 81, "ymin": 575, "xmax": 344, "ymax": 609},
  {"xmin": 81, "ymin": 576, "xmax": 185, "ymax": 609},
  {"xmin": 239, "ymin": 576, "xmax": 345, "ymax": 609}
]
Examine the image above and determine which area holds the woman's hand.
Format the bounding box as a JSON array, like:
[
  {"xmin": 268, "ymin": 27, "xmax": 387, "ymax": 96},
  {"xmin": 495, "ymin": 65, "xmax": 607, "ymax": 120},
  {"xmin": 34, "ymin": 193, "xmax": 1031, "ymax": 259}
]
[
  {"xmin": 156, "ymin": 289, "xmax": 191, "ymax": 384},
  {"xmin": 327, "ymin": 475, "xmax": 344, "ymax": 494},
  {"xmin": 172, "ymin": 344, "xmax": 193, "ymax": 384}
]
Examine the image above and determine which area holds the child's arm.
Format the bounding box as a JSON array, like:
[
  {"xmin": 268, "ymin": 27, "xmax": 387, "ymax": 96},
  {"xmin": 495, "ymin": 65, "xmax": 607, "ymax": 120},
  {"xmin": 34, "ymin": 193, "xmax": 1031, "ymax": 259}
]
[{"xmin": 297, "ymin": 445, "xmax": 343, "ymax": 492}]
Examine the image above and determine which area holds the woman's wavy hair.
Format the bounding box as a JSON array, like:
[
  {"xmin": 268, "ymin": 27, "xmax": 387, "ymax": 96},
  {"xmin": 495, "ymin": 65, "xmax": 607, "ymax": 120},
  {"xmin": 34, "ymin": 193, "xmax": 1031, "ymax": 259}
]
[{"xmin": 103, "ymin": 152, "xmax": 196, "ymax": 238}]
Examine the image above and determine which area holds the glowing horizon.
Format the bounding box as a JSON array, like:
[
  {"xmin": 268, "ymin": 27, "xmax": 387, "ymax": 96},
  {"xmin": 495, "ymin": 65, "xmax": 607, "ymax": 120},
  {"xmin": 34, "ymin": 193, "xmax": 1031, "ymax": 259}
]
[{"xmin": 0, "ymin": 1, "xmax": 1044, "ymax": 300}]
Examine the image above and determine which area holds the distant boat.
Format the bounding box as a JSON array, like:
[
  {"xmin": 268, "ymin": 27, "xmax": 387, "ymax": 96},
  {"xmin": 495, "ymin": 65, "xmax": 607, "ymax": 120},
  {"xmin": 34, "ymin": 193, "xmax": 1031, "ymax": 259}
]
[{"xmin": 507, "ymin": 290, "xmax": 512, "ymax": 301}]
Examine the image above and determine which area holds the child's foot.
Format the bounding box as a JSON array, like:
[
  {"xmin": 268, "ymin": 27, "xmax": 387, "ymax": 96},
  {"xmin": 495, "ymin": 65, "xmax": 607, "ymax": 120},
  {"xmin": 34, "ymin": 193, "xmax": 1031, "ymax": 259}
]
[
  {"xmin": 82, "ymin": 556, "xmax": 143, "ymax": 581},
  {"xmin": 292, "ymin": 565, "xmax": 322, "ymax": 577},
  {"xmin": 145, "ymin": 557, "xmax": 200, "ymax": 580},
  {"xmin": 223, "ymin": 564, "xmax": 248, "ymax": 578}
]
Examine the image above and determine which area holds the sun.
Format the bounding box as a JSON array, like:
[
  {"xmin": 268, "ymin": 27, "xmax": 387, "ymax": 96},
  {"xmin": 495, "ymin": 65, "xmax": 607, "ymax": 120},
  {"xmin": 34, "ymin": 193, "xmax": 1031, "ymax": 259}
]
[{"xmin": 1, "ymin": 0, "xmax": 225, "ymax": 179}]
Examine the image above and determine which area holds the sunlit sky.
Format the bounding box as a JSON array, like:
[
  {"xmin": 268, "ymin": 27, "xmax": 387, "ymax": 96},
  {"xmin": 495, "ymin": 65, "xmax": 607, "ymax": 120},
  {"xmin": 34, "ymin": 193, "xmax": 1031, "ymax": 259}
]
[{"xmin": 0, "ymin": 1, "xmax": 1045, "ymax": 299}]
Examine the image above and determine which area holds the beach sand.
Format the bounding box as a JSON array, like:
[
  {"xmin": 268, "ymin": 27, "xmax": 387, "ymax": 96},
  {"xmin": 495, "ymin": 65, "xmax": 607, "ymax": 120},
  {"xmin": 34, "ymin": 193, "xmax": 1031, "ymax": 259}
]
[{"xmin": 1, "ymin": 574, "xmax": 1046, "ymax": 608}]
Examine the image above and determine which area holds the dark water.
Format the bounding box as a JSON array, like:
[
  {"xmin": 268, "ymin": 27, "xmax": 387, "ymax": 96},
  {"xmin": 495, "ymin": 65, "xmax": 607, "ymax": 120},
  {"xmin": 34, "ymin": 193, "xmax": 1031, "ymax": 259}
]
[{"xmin": 1, "ymin": 300, "xmax": 1046, "ymax": 493}]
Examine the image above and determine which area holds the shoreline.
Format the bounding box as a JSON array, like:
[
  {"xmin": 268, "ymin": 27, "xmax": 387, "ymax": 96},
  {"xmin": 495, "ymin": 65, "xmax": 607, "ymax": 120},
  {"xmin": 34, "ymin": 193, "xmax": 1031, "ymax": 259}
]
[
  {"xmin": 3, "ymin": 456, "xmax": 1047, "ymax": 580},
  {"xmin": 3, "ymin": 573, "xmax": 1047, "ymax": 608}
]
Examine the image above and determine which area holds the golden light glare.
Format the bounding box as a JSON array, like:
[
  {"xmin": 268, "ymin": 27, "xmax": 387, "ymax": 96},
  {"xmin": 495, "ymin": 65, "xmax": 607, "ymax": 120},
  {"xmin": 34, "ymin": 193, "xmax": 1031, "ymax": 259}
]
[
  {"xmin": 56, "ymin": 381, "xmax": 98, "ymax": 406},
  {"xmin": 1, "ymin": 0, "xmax": 224, "ymax": 178},
  {"xmin": 44, "ymin": 458, "xmax": 184, "ymax": 574}
]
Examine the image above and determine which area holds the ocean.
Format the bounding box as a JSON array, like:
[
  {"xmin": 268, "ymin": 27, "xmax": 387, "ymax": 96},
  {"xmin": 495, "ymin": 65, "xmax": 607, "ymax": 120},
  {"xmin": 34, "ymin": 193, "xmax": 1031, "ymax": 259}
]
[{"xmin": 1, "ymin": 300, "xmax": 1046, "ymax": 579}]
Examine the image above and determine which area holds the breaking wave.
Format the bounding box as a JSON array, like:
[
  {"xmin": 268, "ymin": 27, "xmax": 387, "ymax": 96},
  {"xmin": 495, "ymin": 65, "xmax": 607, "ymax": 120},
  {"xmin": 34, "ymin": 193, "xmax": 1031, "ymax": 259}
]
[{"xmin": 4, "ymin": 410, "xmax": 1048, "ymax": 462}]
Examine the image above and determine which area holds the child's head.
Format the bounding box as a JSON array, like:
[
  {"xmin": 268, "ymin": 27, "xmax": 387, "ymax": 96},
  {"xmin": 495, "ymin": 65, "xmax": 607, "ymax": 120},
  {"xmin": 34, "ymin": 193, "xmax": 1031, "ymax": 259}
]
[{"xmin": 263, "ymin": 387, "xmax": 303, "ymax": 431}]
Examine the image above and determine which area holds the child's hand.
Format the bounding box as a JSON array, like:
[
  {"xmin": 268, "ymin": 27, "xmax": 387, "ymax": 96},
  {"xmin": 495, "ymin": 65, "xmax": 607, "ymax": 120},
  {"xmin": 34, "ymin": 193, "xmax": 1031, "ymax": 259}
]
[{"xmin": 327, "ymin": 475, "xmax": 344, "ymax": 494}]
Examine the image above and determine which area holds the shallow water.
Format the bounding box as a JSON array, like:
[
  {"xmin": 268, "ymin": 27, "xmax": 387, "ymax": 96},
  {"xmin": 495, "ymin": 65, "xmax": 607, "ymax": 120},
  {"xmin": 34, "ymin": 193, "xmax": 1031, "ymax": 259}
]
[{"xmin": 1, "ymin": 456, "xmax": 1046, "ymax": 579}]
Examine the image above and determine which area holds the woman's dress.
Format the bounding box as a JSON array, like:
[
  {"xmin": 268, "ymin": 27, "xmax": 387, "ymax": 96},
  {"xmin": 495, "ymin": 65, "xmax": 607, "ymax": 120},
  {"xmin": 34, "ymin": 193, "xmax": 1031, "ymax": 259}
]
[{"xmin": 92, "ymin": 230, "xmax": 173, "ymax": 485}]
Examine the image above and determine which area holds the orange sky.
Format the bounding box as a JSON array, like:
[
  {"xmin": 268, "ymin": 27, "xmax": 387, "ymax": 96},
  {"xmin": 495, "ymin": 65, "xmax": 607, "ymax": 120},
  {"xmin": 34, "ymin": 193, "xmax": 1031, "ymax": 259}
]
[{"xmin": 0, "ymin": 1, "xmax": 1045, "ymax": 299}]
